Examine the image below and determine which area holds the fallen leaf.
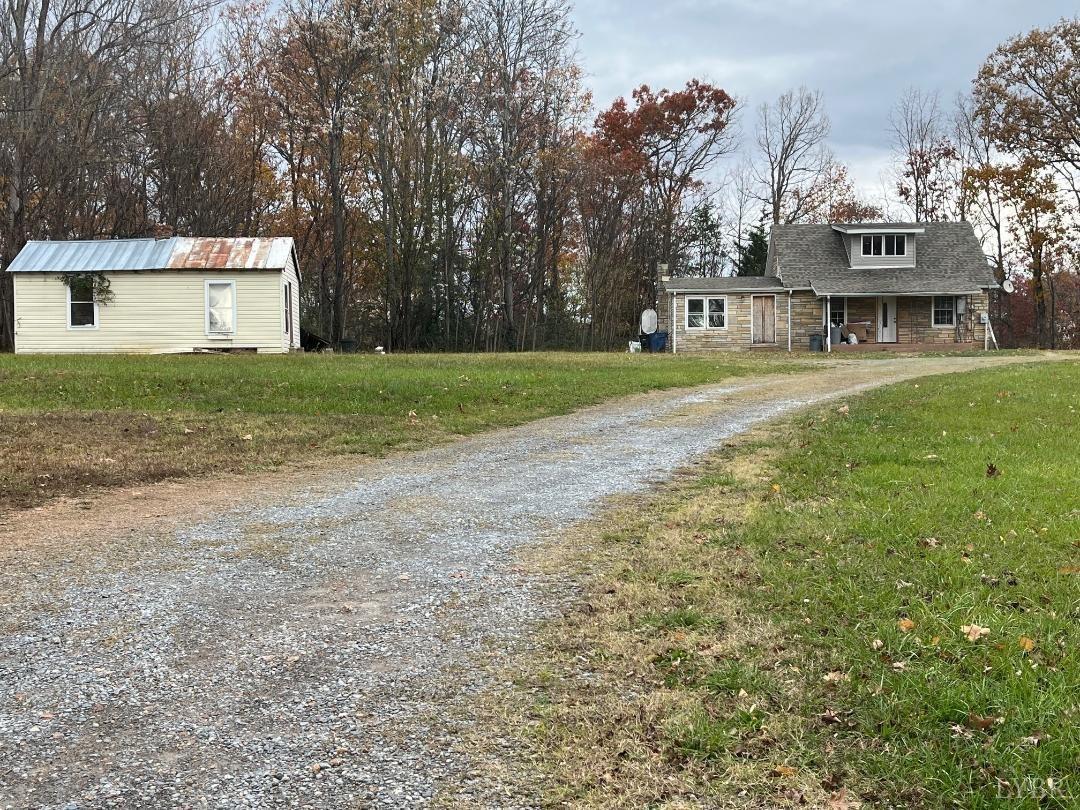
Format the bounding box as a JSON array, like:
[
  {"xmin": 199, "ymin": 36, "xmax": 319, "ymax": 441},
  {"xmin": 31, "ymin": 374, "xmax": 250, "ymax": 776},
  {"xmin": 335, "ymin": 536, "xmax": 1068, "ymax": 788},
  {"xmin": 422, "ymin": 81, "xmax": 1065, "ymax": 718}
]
[
  {"xmin": 966, "ymin": 713, "xmax": 998, "ymax": 731},
  {"xmin": 822, "ymin": 670, "xmax": 849, "ymax": 684},
  {"xmin": 897, "ymin": 618, "xmax": 916, "ymax": 633},
  {"xmin": 240, "ymin": 434, "xmax": 253, "ymax": 441},
  {"xmin": 871, "ymin": 639, "xmax": 884, "ymax": 651},
  {"xmin": 771, "ymin": 483, "xmax": 781, "ymax": 493},
  {"xmin": 828, "ymin": 788, "xmax": 862, "ymax": 810},
  {"xmin": 961, "ymin": 624, "xmax": 990, "ymax": 642},
  {"xmin": 820, "ymin": 709, "xmax": 843, "ymax": 725},
  {"xmin": 770, "ymin": 764, "xmax": 797, "ymax": 778},
  {"xmin": 837, "ymin": 404, "xmax": 849, "ymax": 415},
  {"xmin": 986, "ymin": 463, "xmax": 1001, "ymax": 478},
  {"xmin": 1019, "ymin": 636, "xmax": 1035, "ymax": 653},
  {"xmin": 892, "ymin": 661, "xmax": 907, "ymax": 671}
]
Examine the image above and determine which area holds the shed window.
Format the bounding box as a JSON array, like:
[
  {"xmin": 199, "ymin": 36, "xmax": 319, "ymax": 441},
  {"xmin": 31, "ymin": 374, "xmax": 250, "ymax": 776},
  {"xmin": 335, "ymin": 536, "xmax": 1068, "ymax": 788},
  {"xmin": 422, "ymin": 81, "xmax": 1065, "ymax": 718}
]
[
  {"xmin": 67, "ymin": 276, "xmax": 97, "ymax": 328},
  {"xmin": 206, "ymin": 281, "xmax": 236, "ymax": 335},
  {"xmin": 685, "ymin": 296, "xmax": 726, "ymax": 329},
  {"xmin": 284, "ymin": 281, "xmax": 293, "ymax": 335},
  {"xmin": 933, "ymin": 296, "xmax": 955, "ymax": 327}
]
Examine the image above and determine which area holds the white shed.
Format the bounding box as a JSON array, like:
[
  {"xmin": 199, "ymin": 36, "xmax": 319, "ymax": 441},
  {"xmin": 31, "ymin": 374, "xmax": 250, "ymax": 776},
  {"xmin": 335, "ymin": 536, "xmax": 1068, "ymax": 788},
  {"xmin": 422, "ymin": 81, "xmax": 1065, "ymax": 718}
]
[{"xmin": 7, "ymin": 237, "xmax": 301, "ymax": 354}]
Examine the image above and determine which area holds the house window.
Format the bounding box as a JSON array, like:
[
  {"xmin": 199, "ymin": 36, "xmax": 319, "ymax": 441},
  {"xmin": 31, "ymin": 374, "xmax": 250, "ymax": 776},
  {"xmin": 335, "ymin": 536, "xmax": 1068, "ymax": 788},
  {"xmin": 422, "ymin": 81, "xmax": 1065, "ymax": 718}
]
[
  {"xmin": 861, "ymin": 234, "xmax": 906, "ymax": 257},
  {"xmin": 933, "ymin": 295, "xmax": 955, "ymax": 327},
  {"xmin": 284, "ymin": 281, "xmax": 293, "ymax": 335},
  {"xmin": 829, "ymin": 297, "xmax": 847, "ymax": 328},
  {"xmin": 685, "ymin": 296, "xmax": 726, "ymax": 329},
  {"xmin": 67, "ymin": 276, "xmax": 98, "ymax": 329},
  {"xmin": 206, "ymin": 280, "xmax": 237, "ymax": 335}
]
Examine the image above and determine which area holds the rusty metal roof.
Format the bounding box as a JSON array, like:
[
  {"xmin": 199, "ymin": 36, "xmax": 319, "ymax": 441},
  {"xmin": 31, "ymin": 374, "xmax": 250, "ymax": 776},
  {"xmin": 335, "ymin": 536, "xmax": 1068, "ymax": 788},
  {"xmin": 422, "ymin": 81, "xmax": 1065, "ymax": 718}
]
[{"xmin": 7, "ymin": 237, "xmax": 296, "ymax": 274}]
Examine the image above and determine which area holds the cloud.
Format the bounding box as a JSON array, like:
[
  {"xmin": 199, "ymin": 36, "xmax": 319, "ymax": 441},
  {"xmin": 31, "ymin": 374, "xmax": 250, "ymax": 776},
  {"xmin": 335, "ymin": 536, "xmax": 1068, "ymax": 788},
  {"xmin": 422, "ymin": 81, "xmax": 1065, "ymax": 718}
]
[{"xmin": 573, "ymin": 0, "xmax": 1076, "ymax": 193}]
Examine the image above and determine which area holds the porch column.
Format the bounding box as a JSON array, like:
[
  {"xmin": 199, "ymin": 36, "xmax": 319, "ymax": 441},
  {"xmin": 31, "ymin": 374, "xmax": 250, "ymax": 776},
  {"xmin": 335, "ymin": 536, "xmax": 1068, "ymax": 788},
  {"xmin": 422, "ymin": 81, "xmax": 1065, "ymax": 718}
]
[
  {"xmin": 825, "ymin": 296, "xmax": 831, "ymax": 353},
  {"xmin": 787, "ymin": 291, "xmax": 792, "ymax": 352}
]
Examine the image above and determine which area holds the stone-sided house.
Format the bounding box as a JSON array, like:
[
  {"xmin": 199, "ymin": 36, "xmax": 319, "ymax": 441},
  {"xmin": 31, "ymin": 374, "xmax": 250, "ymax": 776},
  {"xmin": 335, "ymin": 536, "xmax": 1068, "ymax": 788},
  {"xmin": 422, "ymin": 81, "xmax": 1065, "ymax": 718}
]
[{"xmin": 657, "ymin": 222, "xmax": 999, "ymax": 352}]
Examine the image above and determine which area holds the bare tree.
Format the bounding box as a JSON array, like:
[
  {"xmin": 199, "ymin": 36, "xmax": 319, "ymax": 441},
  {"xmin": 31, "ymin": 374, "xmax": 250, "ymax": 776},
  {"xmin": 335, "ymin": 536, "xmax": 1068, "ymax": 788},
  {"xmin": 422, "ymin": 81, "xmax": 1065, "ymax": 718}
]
[
  {"xmin": 753, "ymin": 87, "xmax": 832, "ymax": 225},
  {"xmin": 889, "ymin": 87, "xmax": 961, "ymax": 221},
  {"xmin": 0, "ymin": 0, "xmax": 216, "ymax": 348},
  {"xmin": 470, "ymin": 0, "xmax": 576, "ymax": 350},
  {"xmin": 953, "ymin": 93, "xmax": 1005, "ymax": 281}
]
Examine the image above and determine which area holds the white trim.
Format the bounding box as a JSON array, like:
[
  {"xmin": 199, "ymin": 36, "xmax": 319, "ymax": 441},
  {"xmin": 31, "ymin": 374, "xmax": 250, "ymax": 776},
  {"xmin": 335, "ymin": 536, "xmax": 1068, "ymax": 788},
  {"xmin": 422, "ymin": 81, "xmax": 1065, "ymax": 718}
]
[
  {"xmin": 684, "ymin": 295, "xmax": 727, "ymax": 330},
  {"xmin": 665, "ymin": 287, "xmax": 785, "ymax": 295},
  {"xmin": 833, "ymin": 225, "xmax": 925, "ymax": 235},
  {"xmin": 860, "ymin": 233, "xmax": 907, "ymax": 257},
  {"xmin": 931, "ymin": 295, "xmax": 956, "ymax": 328},
  {"xmin": 205, "ymin": 279, "xmax": 237, "ymax": 338},
  {"xmin": 66, "ymin": 279, "xmax": 99, "ymax": 330},
  {"xmin": 750, "ymin": 294, "xmax": 778, "ymax": 345}
]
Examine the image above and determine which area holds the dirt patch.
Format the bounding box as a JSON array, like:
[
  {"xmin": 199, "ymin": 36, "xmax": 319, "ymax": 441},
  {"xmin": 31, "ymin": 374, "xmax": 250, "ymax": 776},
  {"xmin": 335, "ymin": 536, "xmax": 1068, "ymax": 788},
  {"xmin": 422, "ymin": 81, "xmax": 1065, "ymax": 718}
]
[{"xmin": 0, "ymin": 409, "xmax": 397, "ymax": 514}]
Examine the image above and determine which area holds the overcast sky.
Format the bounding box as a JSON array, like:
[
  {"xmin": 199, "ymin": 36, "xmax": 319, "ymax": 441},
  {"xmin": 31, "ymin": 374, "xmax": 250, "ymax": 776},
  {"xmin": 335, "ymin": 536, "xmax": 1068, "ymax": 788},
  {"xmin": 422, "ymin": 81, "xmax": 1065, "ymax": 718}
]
[{"xmin": 572, "ymin": 0, "xmax": 1075, "ymax": 206}]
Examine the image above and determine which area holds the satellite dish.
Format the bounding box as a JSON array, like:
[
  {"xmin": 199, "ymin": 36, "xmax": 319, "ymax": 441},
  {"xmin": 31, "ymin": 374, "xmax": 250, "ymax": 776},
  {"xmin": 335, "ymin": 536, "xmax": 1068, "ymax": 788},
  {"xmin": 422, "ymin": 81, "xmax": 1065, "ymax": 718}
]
[
  {"xmin": 640, "ymin": 308, "xmax": 658, "ymax": 335},
  {"xmin": 1002, "ymin": 279, "xmax": 1016, "ymax": 294}
]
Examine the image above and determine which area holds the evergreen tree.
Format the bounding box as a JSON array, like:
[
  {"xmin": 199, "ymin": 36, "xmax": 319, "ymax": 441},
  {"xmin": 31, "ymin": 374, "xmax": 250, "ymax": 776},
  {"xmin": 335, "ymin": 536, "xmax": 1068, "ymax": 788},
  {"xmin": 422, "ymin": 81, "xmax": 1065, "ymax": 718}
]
[{"xmin": 735, "ymin": 224, "xmax": 769, "ymax": 276}]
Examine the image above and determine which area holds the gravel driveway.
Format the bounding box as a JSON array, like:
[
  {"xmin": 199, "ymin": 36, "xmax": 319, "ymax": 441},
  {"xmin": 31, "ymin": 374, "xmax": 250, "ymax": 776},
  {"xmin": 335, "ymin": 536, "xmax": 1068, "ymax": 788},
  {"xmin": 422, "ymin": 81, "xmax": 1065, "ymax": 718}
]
[{"xmin": 0, "ymin": 356, "xmax": 1047, "ymax": 809}]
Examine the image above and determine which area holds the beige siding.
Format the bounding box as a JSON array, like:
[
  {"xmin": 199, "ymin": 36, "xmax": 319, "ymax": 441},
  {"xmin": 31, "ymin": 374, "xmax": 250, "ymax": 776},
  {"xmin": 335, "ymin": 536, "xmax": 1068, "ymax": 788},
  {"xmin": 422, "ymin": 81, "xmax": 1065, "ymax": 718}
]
[
  {"xmin": 281, "ymin": 254, "xmax": 301, "ymax": 351},
  {"xmin": 14, "ymin": 270, "xmax": 289, "ymax": 354}
]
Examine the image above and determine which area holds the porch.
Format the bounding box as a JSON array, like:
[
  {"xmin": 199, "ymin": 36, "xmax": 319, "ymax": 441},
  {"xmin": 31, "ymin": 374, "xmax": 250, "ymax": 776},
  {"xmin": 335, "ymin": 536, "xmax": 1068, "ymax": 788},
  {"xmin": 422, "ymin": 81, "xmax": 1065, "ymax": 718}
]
[
  {"xmin": 819, "ymin": 293, "xmax": 989, "ymax": 352},
  {"xmin": 830, "ymin": 340, "xmax": 979, "ymax": 353}
]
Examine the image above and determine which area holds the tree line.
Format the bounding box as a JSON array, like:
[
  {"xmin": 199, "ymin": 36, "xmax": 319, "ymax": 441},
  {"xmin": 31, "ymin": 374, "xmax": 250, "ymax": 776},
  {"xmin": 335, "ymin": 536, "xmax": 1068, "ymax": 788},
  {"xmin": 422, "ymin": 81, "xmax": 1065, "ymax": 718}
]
[{"xmin": 1, "ymin": 4, "xmax": 1076, "ymax": 350}]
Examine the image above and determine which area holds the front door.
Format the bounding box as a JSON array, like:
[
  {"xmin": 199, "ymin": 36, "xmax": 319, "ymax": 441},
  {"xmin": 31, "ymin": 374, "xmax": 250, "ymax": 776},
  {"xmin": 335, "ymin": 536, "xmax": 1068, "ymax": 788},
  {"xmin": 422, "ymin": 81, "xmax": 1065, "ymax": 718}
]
[
  {"xmin": 879, "ymin": 296, "xmax": 897, "ymax": 343},
  {"xmin": 752, "ymin": 296, "xmax": 776, "ymax": 344}
]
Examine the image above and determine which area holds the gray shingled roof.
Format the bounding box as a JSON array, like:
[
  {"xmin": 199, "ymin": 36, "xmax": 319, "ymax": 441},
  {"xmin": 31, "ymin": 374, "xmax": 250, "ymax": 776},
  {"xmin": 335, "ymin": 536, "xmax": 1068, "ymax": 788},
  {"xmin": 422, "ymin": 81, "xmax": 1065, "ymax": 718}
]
[
  {"xmin": 659, "ymin": 275, "xmax": 786, "ymax": 293},
  {"xmin": 768, "ymin": 222, "xmax": 997, "ymax": 295}
]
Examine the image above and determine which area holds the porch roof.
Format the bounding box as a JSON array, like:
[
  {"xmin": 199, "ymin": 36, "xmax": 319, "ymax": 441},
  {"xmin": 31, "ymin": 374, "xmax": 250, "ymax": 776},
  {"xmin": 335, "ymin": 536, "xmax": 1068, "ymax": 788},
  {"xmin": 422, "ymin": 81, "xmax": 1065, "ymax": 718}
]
[
  {"xmin": 810, "ymin": 282, "xmax": 988, "ymax": 297},
  {"xmin": 661, "ymin": 276, "xmax": 787, "ymax": 294}
]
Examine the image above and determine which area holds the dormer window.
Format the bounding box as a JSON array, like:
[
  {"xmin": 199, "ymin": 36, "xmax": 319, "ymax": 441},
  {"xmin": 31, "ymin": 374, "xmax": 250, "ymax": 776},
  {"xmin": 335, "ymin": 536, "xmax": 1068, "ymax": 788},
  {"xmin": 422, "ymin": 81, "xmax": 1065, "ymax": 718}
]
[{"xmin": 862, "ymin": 234, "xmax": 906, "ymax": 257}]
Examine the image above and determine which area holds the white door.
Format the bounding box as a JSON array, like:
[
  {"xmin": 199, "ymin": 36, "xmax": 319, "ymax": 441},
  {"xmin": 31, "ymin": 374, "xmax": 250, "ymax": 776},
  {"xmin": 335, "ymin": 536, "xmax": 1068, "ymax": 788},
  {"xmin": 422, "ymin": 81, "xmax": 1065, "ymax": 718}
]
[{"xmin": 879, "ymin": 296, "xmax": 897, "ymax": 343}]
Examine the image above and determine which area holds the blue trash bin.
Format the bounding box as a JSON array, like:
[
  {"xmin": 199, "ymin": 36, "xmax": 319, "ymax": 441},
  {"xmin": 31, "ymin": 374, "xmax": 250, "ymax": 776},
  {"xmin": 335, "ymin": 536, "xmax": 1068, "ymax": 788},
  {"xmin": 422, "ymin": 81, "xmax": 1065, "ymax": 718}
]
[
  {"xmin": 809, "ymin": 333, "xmax": 824, "ymax": 352},
  {"xmin": 649, "ymin": 331, "xmax": 668, "ymax": 353}
]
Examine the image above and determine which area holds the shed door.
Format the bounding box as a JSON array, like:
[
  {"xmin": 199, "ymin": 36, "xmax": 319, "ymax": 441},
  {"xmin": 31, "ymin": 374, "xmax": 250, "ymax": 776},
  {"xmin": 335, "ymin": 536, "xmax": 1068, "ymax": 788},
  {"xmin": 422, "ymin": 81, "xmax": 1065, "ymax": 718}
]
[{"xmin": 752, "ymin": 296, "xmax": 775, "ymax": 344}]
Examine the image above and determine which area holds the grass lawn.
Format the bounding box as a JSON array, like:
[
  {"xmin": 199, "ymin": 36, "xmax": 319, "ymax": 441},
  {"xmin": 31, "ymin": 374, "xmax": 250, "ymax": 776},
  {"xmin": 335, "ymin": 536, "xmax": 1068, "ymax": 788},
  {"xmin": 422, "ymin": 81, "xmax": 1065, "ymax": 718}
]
[
  {"xmin": 509, "ymin": 360, "xmax": 1079, "ymax": 808},
  {"xmin": 0, "ymin": 352, "xmax": 801, "ymax": 513}
]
